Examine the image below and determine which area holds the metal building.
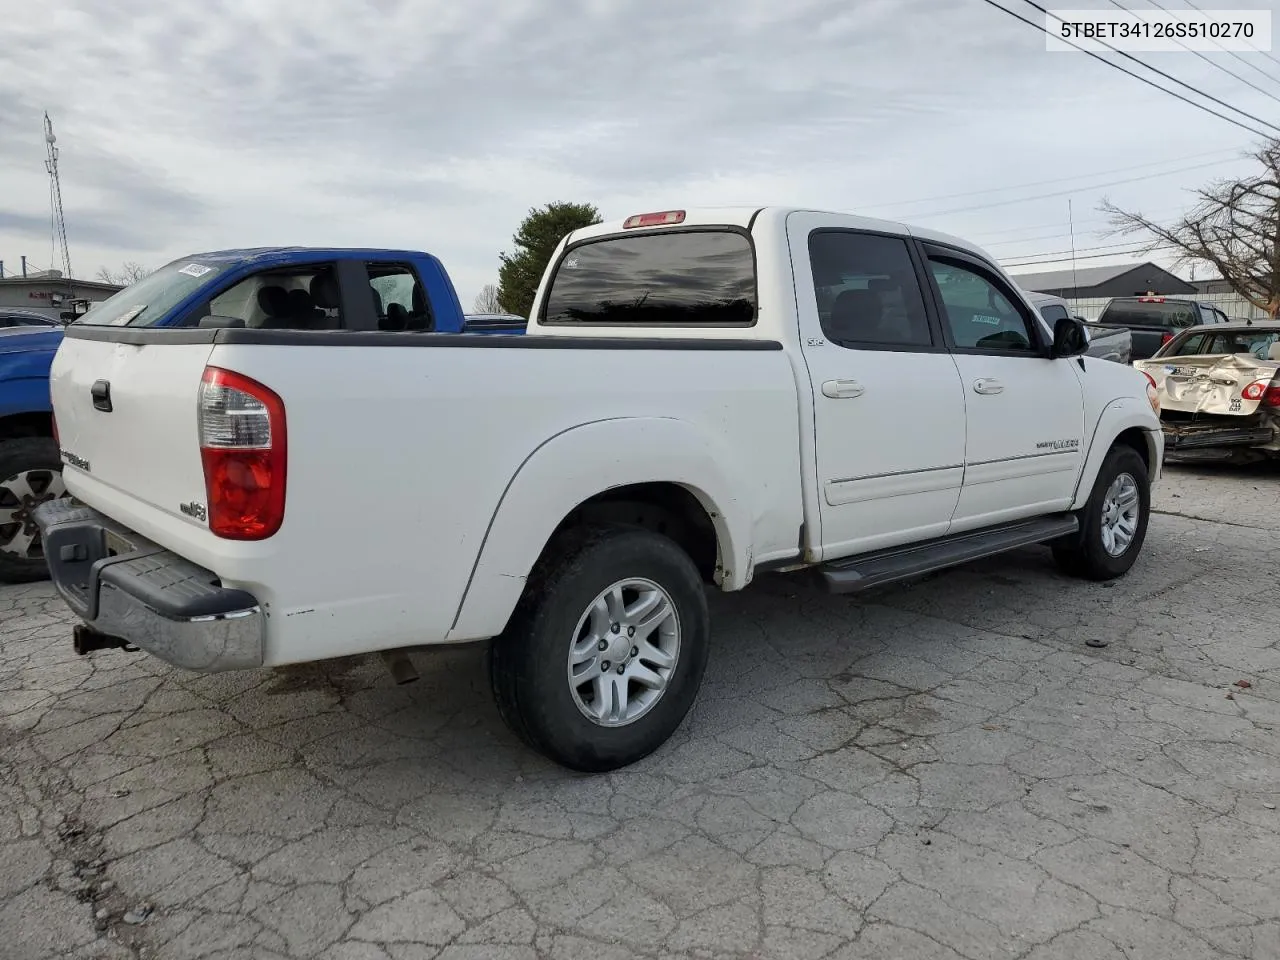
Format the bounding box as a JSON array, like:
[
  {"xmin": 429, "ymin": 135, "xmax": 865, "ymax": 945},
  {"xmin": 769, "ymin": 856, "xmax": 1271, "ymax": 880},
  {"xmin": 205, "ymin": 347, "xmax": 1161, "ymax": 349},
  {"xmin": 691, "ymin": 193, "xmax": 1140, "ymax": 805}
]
[
  {"xmin": 1008, "ymin": 261, "xmax": 1195, "ymax": 299},
  {"xmin": 0, "ymin": 269, "xmax": 121, "ymax": 320}
]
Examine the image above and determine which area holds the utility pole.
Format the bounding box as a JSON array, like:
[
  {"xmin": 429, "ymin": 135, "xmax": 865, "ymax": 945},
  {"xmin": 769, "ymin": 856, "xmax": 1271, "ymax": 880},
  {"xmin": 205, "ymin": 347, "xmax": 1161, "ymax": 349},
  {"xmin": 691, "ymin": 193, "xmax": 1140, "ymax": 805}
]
[{"xmin": 44, "ymin": 113, "xmax": 73, "ymax": 300}]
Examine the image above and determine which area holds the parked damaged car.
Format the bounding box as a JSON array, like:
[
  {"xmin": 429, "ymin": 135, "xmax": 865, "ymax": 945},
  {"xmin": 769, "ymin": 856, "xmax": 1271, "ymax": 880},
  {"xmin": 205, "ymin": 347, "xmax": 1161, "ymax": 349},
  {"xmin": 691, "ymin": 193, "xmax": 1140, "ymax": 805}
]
[{"xmin": 1134, "ymin": 321, "xmax": 1280, "ymax": 463}]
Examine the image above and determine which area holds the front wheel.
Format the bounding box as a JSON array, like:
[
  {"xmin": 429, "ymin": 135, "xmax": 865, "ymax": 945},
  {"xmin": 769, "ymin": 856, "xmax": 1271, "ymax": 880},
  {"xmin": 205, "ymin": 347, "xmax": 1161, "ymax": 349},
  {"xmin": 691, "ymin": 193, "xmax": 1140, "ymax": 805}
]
[
  {"xmin": 490, "ymin": 526, "xmax": 710, "ymax": 772},
  {"xmin": 1052, "ymin": 445, "xmax": 1150, "ymax": 581}
]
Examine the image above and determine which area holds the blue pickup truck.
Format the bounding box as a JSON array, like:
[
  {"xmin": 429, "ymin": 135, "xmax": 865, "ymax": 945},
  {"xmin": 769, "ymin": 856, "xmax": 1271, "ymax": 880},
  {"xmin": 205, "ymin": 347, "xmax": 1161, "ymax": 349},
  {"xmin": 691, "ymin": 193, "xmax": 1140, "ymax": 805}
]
[{"xmin": 0, "ymin": 246, "xmax": 518, "ymax": 582}]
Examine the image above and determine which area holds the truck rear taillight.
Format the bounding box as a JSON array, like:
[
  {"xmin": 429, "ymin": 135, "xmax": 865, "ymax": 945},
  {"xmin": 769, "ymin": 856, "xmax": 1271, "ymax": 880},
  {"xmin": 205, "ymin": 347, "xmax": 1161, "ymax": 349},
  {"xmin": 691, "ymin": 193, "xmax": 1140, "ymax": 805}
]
[
  {"xmin": 1160, "ymin": 332, "xmax": 1174, "ymax": 346},
  {"xmin": 198, "ymin": 367, "xmax": 287, "ymax": 540},
  {"xmin": 1264, "ymin": 386, "xmax": 1280, "ymax": 408},
  {"xmin": 1140, "ymin": 371, "xmax": 1160, "ymax": 414}
]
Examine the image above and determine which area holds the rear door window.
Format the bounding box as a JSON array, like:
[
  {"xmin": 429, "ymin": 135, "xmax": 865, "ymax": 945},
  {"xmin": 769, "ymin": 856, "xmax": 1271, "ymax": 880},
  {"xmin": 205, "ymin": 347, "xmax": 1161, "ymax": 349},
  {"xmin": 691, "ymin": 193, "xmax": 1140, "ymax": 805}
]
[
  {"xmin": 542, "ymin": 230, "xmax": 755, "ymax": 326},
  {"xmin": 367, "ymin": 262, "xmax": 433, "ymax": 331},
  {"xmin": 806, "ymin": 232, "xmax": 935, "ymax": 348}
]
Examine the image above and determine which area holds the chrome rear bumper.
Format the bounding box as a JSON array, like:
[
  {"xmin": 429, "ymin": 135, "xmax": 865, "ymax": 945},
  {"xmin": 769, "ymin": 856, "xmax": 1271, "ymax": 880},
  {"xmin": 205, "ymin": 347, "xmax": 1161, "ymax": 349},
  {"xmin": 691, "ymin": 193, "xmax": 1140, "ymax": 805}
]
[{"xmin": 33, "ymin": 499, "xmax": 264, "ymax": 672}]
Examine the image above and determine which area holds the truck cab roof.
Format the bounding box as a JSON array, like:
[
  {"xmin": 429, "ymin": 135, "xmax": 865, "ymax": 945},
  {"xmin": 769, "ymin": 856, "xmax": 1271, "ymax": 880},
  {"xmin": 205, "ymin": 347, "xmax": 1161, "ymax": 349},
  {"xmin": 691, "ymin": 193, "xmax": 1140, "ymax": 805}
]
[
  {"xmin": 530, "ymin": 206, "xmax": 1006, "ymax": 341},
  {"xmin": 175, "ymin": 247, "xmax": 440, "ymax": 269},
  {"xmin": 562, "ymin": 207, "xmax": 997, "ymax": 263}
]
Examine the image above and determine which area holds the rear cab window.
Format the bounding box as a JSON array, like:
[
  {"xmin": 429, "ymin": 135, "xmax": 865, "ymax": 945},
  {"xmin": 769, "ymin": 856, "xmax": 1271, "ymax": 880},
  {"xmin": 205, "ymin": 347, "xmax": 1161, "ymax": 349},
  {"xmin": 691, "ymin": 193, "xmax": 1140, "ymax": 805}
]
[
  {"xmin": 1099, "ymin": 300, "xmax": 1200, "ymax": 329},
  {"xmin": 1038, "ymin": 304, "xmax": 1070, "ymax": 324},
  {"xmin": 542, "ymin": 230, "xmax": 755, "ymax": 326}
]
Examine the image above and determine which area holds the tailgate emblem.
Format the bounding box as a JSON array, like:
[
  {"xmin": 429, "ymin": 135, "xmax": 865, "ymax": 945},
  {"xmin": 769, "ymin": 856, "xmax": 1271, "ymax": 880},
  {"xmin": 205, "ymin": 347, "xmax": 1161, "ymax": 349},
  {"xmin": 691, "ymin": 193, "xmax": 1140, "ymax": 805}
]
[
  {"xmin": 180, "ymin": 501, "xmax": 208, "ymax": 522},
  {"xmin": 61, "ymin": 450, "xmax": 90, "ymax": 472}
]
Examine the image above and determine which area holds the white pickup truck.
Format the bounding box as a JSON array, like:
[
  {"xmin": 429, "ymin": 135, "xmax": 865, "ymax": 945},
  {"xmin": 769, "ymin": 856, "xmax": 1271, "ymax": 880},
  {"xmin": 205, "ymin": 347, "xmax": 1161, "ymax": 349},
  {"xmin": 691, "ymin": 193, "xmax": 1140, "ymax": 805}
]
[{"xmin": 36, "ymin": 208, "xmax": 1163, "ymax": 771}]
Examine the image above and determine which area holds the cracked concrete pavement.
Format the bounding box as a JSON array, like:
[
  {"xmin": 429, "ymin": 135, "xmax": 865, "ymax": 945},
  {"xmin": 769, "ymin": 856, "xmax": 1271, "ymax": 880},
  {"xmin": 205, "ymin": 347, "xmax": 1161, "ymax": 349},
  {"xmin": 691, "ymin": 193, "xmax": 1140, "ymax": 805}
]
[{"xmin": 2, "ymin": 462, "xmax": 1279, "ymax": 960}]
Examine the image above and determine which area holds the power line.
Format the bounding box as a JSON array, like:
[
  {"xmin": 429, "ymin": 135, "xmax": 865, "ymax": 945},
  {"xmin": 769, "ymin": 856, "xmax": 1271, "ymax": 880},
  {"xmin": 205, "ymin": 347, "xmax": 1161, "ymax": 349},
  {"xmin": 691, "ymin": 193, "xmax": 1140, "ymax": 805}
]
[
  {"xmin": 976, "ymin": 0, "xmax": 1274, "ymax": 138},
  {"xmin": 1181, "ymin": 0, "xmax": 1280, "ymax": 76},
  {"xmin": 861, "ymin": 145, "xmax": 1245, "ymax": 210},
  {"xmin": 1003, "ymin": 245, "xmax": 1175, "ymax": 268},
  {"xmin": 904, "ymin": 157, "xmax": 1231, "ymax": 218},
  {"xmin": 969, "ymin": 205, "xmax": 1191, "ymax": 240},
  {"xmin": 1017, "ymin": 0, "xmax": 1280, "ymax": 135},
  {"xmin": 1000, "ymin": 237, "xmax": 1169, "ymax": 260},
  {"xmin": 1111, "ymin": 0, "xmax": 1280, "ymax": 106}
]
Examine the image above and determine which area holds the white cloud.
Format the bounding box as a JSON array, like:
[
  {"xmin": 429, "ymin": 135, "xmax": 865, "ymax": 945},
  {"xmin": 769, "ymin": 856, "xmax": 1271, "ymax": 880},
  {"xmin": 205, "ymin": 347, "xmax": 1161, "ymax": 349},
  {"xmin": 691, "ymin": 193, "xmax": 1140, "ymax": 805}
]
[{"xmin": 0, "ymin": 0, "xmax": 1273, "ymax": 301}]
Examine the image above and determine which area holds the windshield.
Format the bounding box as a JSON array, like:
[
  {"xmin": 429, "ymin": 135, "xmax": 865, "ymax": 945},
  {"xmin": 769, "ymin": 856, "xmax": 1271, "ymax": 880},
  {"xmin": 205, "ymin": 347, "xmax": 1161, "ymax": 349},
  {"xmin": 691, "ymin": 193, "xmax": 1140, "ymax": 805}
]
[
  {"xmin": 1099, "ymin": 300, "xmax": 1199, "ymax": 329},
  {"xmin": 75, "ymin": 259, "xmax": 224, "ymax": 327}
]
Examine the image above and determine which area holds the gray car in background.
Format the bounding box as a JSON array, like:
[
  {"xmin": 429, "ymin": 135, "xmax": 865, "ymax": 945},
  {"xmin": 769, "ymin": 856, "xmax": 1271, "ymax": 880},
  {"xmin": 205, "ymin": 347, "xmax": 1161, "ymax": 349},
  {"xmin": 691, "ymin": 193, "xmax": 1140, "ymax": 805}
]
[{"xmin": 1024, "ymin": 291, "xmax": 1132, "ymax": 365}]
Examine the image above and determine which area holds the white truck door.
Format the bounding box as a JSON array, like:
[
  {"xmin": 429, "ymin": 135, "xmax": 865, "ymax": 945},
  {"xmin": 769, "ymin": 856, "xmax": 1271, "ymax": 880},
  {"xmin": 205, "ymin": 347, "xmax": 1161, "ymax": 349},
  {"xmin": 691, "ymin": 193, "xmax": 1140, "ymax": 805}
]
[
  {"xmin": 918, "ymin": 245, "xmax": 1086, "ymax": 530},
  {"xmin": 788, "ymin": 214, "xmax": 968, "ymax": 559}
]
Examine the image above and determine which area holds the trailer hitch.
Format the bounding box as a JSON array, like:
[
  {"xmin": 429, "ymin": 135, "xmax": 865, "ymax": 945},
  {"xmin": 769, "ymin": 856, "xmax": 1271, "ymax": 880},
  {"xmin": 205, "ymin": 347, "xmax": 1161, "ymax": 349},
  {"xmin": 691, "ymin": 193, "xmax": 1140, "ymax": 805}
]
[{"xmin": 72, "ymin": 623, "xmax": 138, "ymax": 656}]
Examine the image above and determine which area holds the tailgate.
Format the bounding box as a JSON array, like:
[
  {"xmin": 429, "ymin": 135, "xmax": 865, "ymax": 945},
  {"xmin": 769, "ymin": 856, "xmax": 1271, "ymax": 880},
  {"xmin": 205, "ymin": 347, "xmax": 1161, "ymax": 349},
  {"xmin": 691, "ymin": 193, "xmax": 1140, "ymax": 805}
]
[
  {"xmin": 1135, "ymin": 354, "xmax": 1280, "ymax": 416},
  {"xmin": 52, "ymin": 333, "xmax": 215, "ymax": 538}
]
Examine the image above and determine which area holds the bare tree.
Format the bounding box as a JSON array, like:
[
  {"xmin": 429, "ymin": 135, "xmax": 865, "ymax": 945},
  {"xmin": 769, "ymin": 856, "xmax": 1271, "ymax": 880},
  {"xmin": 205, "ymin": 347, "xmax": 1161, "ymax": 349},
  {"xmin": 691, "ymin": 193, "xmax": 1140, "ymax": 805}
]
[
  {"xmin": 1102, "ymin": 141, "xmax": 1280, "ymax": 317},
  {"xmin": 95, "ymin": 261, "xmax": 151, "ymax": 286},
  {"xmin": 473, "ymin": 283, "xmax": 502, "ymax": 314}
]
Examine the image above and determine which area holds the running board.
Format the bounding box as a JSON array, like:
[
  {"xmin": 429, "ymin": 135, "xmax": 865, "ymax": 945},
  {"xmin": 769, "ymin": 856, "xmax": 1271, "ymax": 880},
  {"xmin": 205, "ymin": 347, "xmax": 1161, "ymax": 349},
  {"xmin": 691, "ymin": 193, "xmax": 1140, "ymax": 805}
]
[{"xmin": 819, "ymin": 514, "xmax": 1080, "ymax": 594}]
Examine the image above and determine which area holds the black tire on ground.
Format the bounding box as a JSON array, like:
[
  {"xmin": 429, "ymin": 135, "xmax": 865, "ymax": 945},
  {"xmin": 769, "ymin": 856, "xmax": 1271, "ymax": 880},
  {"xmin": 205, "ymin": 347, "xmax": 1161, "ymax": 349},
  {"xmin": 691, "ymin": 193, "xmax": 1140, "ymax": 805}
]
[
  {"xmin": 0, "ymin": 436, "xmax": 64, "ymax": 584},
  {"xmin": 1052, "ymin": 444, "xmax": 1150, "ymax": 581},
  {"xmin": 490, "ymin": 525, "xmax": 710, "ymax": 772}
]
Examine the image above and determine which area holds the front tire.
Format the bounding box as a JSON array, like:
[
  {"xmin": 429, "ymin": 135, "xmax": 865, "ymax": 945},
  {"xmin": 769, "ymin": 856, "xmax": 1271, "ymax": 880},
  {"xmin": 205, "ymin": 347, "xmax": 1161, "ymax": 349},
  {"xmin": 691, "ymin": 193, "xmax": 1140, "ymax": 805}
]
[
  {"xmin": 1052, "ymin": 445, "xmax": 1150, "ymax": 581},
  {"xmin": 0, "ymin": 437, "xmax": 68, "ymax": 584},
  {"xmin": 490, "ymin": 526, "xmax": 710, "ymax": 772}
]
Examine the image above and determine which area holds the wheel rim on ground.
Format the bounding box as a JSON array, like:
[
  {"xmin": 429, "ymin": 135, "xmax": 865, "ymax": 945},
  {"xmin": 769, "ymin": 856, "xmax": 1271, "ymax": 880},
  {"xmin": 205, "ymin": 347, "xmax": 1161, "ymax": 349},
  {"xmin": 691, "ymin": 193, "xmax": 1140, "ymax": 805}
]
[
  {"xmin": 0, "ymin": 469, "xmax": 66, "ymax": 560},
  {"xmin": 566, "ymin": 577, "xmax": 681, "ymax": 728},
  {"xmin": 1100, "ymin": 471, "xmax": 1140, "ymax": 558}
]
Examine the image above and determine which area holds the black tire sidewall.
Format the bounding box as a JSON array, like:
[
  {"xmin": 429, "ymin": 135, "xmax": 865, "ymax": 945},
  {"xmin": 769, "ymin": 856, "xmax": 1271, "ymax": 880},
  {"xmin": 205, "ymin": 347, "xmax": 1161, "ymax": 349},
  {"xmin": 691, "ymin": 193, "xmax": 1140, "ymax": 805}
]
[
  {"xmin": 1074, "ymin": 446, "xmax": 1150, "ymax": 579},
  {"xmin": 0, "ymin": 436, "xmax": 62, "ymax": 583},
  {"xmin": 499, "ymin": 528, "xmax": 710, "ymax": 772}
]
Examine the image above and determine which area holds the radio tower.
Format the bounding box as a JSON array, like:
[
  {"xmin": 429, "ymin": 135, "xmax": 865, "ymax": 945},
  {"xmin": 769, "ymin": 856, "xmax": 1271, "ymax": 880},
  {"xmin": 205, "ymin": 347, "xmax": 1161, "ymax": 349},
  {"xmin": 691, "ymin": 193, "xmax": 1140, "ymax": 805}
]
[{"xmin": 44, "ymin": 113, "xmax": 73, "ymax": 286}]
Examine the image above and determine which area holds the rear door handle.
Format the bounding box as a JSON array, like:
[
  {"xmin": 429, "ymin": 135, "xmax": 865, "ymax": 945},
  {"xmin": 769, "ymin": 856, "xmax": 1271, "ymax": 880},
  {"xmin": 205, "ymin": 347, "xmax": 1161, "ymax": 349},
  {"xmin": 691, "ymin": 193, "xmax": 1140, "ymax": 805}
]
[
  {"xmin": 821, "ymin": 379, "xmax": 865, "ymax": 399},
  {"xmin": 972, "ymin": 378, "xmax": 1004, "ymax": 396},
  {"xmin": 91, "ymin": 379, "xmax": 112, "ymax": 412}
]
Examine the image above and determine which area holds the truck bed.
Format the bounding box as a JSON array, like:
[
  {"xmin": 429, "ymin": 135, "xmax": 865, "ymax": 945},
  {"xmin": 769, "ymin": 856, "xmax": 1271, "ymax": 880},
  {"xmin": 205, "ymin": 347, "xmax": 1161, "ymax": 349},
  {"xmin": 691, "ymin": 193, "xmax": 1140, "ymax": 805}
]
[{"xmin": 50, "ymin": 326, "xmax": 804, "ymax": 665}]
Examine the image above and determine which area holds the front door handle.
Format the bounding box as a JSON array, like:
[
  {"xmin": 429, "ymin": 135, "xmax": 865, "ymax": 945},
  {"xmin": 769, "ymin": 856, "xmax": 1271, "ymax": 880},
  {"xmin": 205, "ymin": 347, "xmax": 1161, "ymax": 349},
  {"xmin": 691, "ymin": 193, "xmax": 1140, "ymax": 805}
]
[
  {"xmin": 822, "ymin": 379, "xmax": 865, "ymax": 399},
  {"xmin": 91, "ymin": 379, "xmax": 112, "ymax": 412},
  {"xmin": 972, "ymin": 378, "xmax": 1004, "ymax": 396}
]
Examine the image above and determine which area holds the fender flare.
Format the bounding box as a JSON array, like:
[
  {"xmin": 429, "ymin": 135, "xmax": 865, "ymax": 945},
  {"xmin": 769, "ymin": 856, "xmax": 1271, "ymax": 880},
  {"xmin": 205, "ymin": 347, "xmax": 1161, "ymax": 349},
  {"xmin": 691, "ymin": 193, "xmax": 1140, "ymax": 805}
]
[
  {"xmin": 1071, "ymin": 397, "xmax": 1160, "ymax": 510},
  {"xmin": 448, "ymin": 417, "xmax": 752, "ymax": 641}
]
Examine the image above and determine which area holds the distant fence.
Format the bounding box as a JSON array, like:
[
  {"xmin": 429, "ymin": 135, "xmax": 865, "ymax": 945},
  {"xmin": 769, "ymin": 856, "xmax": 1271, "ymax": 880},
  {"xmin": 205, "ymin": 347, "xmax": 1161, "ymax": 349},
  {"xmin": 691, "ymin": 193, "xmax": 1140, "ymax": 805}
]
[{"xmin": 1066, "ymin": 293, "xmax": 1269, "ymax": 322}]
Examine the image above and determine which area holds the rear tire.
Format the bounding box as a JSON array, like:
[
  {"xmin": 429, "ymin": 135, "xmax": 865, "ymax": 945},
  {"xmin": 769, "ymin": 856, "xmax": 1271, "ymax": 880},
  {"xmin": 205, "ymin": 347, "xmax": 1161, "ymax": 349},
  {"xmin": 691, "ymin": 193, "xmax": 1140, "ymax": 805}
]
[
  {"xmin": 0, "ymin": 437, "xmax": 67, "ymax": 584},
  {"xmin": 490, "ymin": 526, "xmax": 710, "ymax": 772},
  {"xmin": 1052, "ymin": 445, "xmax": 1150, "ymax": 581}
]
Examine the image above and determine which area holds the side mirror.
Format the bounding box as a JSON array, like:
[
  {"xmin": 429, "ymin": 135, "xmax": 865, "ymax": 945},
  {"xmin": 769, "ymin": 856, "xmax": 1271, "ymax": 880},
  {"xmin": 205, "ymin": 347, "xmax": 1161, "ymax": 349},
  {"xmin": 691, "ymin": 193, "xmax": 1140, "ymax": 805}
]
[{"xmin": 1051, "ymin": 316, "xmax": 1089, "ymax": 358}]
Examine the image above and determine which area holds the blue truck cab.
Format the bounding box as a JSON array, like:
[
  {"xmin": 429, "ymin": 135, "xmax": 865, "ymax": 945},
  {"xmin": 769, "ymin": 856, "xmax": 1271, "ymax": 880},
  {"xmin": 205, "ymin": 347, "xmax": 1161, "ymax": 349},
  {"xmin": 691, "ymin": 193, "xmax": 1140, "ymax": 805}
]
[
  {"xmin": 0, "ymin": 247, "xmax": 521, "ymax": 583},
  {"xmin": 74, "ymin": 247, "xmax": 501, "ymax": 334}
]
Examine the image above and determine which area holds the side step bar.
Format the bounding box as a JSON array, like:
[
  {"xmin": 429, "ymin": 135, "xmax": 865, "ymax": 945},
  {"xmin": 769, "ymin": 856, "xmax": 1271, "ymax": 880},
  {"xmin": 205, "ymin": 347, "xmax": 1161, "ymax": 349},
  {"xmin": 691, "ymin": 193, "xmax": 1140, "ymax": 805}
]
[{"xmin": 819, "ymin": 514, "xmax": 1079, "ymax": 594}]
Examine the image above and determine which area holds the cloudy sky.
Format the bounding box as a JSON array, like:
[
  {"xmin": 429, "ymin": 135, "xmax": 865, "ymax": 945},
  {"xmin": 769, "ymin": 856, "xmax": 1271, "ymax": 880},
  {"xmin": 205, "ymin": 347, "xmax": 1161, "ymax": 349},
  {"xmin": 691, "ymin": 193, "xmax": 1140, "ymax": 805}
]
[{"xmin": 1, "ymin": 0, "xmax": 1277, "ymax": 305}]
